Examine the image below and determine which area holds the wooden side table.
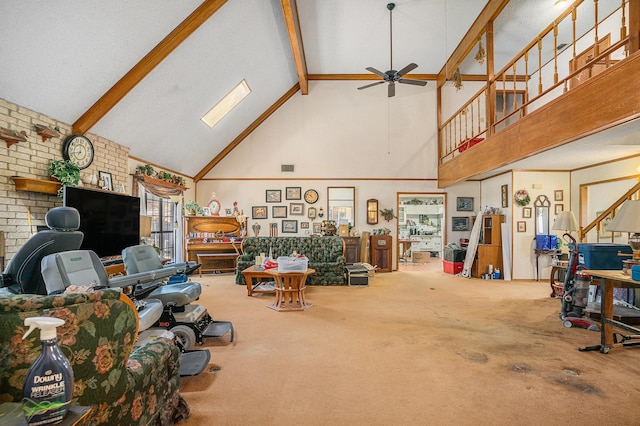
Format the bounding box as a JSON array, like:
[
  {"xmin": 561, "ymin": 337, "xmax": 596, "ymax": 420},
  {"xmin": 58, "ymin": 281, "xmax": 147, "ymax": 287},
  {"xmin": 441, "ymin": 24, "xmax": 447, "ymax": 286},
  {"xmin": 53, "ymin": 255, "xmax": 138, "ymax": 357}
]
[
  {"xmin": 241, "ymin": 265, "xmax": 276, "ymax": 296},
  {"xmin": 265, "ymin": 268, "xmax": 315, "ymax": 311},
  {"xmin": 549, "ymin": 260, "xmax": 568, "ymax": 298}
]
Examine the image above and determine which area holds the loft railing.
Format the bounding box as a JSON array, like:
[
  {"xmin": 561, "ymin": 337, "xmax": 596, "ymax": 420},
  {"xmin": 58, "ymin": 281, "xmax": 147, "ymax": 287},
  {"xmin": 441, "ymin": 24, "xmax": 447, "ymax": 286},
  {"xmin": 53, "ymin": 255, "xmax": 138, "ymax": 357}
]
[{"xmin": 439, "ymin": 0, "xmax": 630, "ymax": 165}]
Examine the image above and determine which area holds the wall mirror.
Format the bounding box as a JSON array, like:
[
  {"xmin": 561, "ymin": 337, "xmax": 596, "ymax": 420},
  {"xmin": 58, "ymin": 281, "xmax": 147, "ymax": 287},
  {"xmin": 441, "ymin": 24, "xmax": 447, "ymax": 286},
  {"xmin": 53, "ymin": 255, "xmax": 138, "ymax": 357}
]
[
  {"xmin": 534, "ymin": 195, "xmax": 551, "ymax": 235},
  {"xmin": 327, "ymin": 187, "xmax": 355, "ymax": 226}
]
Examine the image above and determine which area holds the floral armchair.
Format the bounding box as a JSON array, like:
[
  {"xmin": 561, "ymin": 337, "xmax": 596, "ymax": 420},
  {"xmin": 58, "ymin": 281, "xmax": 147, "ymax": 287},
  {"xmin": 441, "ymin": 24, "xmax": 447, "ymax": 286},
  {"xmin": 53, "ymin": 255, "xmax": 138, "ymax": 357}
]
[
  {"xmin": 236, "ymin": 236, "xmax": 347, "ymax": 286},
  {"xmin": 0, "ymin": 290, "xmax": 188, "ymax": 425}
]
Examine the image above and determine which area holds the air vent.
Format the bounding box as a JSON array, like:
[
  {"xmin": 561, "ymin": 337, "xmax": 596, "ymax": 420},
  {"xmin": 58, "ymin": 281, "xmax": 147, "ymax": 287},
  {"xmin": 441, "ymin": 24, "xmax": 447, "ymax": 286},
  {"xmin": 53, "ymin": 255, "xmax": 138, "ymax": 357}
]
[{"xmin": 281, "ymin": 164, "xmax": 294, "ymax": 172}]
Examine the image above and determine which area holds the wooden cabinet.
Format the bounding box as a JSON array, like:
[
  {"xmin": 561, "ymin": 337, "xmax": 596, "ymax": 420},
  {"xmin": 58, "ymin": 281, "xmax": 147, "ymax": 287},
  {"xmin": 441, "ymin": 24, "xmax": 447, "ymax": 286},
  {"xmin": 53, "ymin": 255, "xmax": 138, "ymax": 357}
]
[
  {"xmin": 371, "ymin": 235, "xmax": 392, "ymax": 272},
  {"xmin": 342, "ymin": 237, "xmax": 361, "ymax": 264},
  {"xmin": 473, "ymin": 214, "xmax": 504, "ymax": 278},
  {"xmin": 184, "ymin": 216, "xmax": 242, "ymax": 273}
]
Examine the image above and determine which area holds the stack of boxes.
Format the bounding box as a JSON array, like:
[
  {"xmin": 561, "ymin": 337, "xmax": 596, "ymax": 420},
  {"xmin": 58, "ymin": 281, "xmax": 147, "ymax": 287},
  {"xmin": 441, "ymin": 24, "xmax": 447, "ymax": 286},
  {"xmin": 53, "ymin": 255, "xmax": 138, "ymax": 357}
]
[{"xmin": 443, "ymin": 246, "xmax": 466, "ymax": 275}]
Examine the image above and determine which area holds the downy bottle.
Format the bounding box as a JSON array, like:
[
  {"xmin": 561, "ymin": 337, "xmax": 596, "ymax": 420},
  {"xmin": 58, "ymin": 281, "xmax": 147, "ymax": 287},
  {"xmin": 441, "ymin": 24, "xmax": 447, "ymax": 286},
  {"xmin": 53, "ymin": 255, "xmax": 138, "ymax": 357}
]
[{"xmin": 22, "ymin": 317, "xmax": 74, "ymax": 426}]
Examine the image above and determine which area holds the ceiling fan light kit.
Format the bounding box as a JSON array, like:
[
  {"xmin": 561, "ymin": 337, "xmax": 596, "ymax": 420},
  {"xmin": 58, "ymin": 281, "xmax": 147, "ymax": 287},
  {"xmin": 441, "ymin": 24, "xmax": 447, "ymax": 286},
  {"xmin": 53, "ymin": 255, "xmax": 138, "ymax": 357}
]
[{"xmin": 357, "ymin": 2, "xmax": 427, "ymax": 97}]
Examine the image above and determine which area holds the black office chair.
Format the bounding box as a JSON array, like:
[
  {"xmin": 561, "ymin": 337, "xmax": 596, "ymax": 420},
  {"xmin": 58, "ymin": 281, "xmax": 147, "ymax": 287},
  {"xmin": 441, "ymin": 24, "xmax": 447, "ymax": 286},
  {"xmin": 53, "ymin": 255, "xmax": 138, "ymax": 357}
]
[{"xmin": 0, "ymin": 207, "xmax": 83, "ymax": 294}]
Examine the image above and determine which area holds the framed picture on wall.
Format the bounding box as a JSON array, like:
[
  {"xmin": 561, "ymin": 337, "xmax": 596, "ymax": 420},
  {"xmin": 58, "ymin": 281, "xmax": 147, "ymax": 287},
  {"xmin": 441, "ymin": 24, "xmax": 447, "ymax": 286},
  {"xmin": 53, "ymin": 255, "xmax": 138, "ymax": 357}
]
[
  {"xmin": 517, "ymin": 221, "xmax": 526, "ymax": 232},
  {"xmin": 272, "ymin": 206, "xmax": 287, "ymax": 218},
  {"xmin": 308, "ymin": 207, "xmax": 317, "ymax": 219},
  {"xmin": 313, "ymin": 222, "xmax": 321, "ymax": 234},
  {"xmin": 457, "ymin": 197, "xmax": 474, "ymax": 211},
  {"xmin": 290, "ymin": 203, "xmax": 304, "ymax": 215},
  {"xmin": 300, "ymin": 222, "xmax": 310, "ymax": 229},
  {"xmin": 266, "ymin": 189, "xmax": 281, "ymax": 203},
  {"xmin": 554, "ymin": 204, "xmax": 564, "ymax": 215},
  {"xmin": 282, "ymin": 220, "xmax": 298, "ymax": 233},
  {"xmin": 286, "ymin": 187, "xmax": 301, "ymax": 200},
  {"xmin": 99, "ymin": 171, "xmax": 113, "ymax": 191},
  {"xmin": 522, "ymin": 207, "xmax": 532, "ymax": 218},
  {"xmin": 501, "ymin": 184, "xmax": 508, "ymax": 208},
  {"xmin": 452, "ymin": 217, "xmax": 470, "ymax": 231},
  {"xmin": 252, "ymin": 206, "xmax": 268, "ymax": 219},
  {"xmin": 554, "ymin": 190, "xmax": 564, "ymax": 201}
]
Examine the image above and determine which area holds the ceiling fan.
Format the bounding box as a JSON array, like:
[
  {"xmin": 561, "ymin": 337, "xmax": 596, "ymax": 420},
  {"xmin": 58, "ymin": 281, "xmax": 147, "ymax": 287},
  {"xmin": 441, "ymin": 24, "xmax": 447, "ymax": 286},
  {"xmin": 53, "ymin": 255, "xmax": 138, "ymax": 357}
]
[{"xmin": 357, "ymin": 3, "xmax": 428, "ymax": 97}]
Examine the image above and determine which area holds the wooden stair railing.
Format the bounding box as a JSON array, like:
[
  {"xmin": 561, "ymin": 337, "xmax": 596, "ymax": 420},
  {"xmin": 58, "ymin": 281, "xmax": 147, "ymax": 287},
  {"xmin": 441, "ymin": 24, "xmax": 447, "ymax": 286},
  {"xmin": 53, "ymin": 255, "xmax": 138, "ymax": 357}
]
[{"xmin": 580, "ymin": 180, "xmax": 640, "ymax": 242}]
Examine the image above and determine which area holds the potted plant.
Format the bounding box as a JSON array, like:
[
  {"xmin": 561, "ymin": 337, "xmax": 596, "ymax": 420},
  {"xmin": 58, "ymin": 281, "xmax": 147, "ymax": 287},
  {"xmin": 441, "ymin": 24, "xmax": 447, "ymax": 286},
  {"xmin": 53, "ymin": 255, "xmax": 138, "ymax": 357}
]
[
  {"xmin": 184, "ymin": 200, "xmax": 202, "ymax": 216},
  {"xmin": 380, "ymin": 208, "xmax": 396, "ymax": 221},
  {"xmin": 134, "ymin": 164, "xmax": 155, "ymax": 176},
  {"xmin": 48, "ymin": 159, "xmax": 81, "ymax": 196}
]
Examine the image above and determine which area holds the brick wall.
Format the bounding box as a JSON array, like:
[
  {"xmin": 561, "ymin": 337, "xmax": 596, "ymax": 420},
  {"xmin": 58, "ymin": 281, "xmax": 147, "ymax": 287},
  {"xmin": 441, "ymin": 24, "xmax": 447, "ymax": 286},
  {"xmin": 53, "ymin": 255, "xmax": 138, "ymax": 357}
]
[{"xmin": 0, "ymin": 98, "xmax": 129, "ymax": 263}]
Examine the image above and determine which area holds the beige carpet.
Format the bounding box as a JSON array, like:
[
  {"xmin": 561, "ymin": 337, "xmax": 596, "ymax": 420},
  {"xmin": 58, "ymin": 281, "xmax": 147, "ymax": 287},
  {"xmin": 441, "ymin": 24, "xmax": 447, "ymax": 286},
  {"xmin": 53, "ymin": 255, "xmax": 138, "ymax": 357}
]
[{"xmin": 179, "ymin": 267, "xmax": 640, "ymax": 425}]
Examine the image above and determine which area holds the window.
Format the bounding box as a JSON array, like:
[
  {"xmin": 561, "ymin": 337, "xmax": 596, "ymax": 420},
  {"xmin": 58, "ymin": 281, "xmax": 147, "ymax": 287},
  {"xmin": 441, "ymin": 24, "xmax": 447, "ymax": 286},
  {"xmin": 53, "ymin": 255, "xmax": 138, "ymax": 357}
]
[{"xmin": 144, "ymin": 192, "xmax": 175, "ymax": 259}]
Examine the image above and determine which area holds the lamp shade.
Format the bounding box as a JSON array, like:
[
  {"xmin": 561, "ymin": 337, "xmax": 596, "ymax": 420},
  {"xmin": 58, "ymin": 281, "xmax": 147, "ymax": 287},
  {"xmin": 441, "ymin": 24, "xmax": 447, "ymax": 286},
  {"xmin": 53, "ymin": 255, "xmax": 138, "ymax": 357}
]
[
  {"xmin": 552, "ymin": 210, "xmax": 579, "ymax": 232},
  {"xmin": 606, "ymin": 200, "xmax": 640, "ymax": 232}
]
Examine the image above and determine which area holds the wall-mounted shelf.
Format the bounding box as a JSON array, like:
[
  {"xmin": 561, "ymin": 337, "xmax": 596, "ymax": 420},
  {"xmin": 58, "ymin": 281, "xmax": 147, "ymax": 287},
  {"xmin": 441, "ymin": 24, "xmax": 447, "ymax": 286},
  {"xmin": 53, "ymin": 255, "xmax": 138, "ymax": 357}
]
[
  {"xmin": 34, "ymin": 124, "xmax": 60, "ymax": 142},
  {"xmin": 133, "ymin": 175, "xmax": 187, "ymax": 191},
  {"xmin": 12, "ymin": 177, "xmax": 61, "ymax": 195},
  {"xmin": 0, "ymin": 128, "xmax": 28, "ymax": 148}
]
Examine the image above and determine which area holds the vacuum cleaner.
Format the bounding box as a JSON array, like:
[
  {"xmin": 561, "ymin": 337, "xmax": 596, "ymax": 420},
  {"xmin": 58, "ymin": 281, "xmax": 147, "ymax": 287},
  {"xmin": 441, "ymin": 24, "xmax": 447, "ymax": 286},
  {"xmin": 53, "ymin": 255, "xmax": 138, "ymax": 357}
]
[{"xmin": 559, "ymin": 233, "xmax": 599, "ymax": 331}]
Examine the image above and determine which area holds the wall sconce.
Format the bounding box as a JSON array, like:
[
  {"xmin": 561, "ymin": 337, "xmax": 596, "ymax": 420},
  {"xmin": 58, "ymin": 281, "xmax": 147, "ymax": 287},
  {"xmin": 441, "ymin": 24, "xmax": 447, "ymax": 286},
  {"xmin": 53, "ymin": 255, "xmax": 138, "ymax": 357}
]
[
  {"xmin": 367, "ymin": 199, "xmax": 379, "ymax": 225},
  {"xmin": 318, "ymin": 207, "xmax": 324, "ymax": 218}
]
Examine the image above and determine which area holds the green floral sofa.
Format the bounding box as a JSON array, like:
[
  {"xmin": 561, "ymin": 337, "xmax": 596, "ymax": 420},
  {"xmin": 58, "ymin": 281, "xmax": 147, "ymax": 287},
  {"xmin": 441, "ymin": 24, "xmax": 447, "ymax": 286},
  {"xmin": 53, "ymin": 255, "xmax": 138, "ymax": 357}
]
[
  {"xmin": 0, "ymin": 290, "xmax": 188, "ymax": 425},
  {"xmin": 236, "ymin": 236, "xmax": 347, "ymax": 286}
]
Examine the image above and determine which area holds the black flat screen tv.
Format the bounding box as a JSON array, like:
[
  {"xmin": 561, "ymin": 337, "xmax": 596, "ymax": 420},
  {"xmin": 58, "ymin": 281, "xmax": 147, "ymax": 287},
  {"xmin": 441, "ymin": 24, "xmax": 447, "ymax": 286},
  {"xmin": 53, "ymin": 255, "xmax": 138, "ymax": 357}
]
[{"xmin": 64, "ymin": 186, "xmax": 140, "ymax": 258}]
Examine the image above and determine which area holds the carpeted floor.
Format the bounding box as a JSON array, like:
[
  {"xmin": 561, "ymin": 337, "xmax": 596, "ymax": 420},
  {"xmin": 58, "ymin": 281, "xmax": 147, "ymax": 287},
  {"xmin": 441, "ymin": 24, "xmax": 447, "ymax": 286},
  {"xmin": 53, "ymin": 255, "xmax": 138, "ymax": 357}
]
[{"xmin": 178, "ymin": 267, "xmax": 640, "ymax": 425}]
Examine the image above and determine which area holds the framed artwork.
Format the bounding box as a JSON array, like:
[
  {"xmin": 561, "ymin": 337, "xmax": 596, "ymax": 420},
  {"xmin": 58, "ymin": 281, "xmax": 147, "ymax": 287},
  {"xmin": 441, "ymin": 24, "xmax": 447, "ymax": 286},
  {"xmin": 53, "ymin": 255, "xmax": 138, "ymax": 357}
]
[
  {"xmin": 272, "ymin": 206, "xmax": 287, "ymax": 218},
  {"xmin": 286, "ymin": 187, "xmax": 302, "ymax": 200},
  {"xmin": 300, "ymin": 222, "xmax": 310, "ymax": 229},
  {"xmin": 252, "ymin": 206, "xmax": 268, "ymax": 219},
  {"xmin": 501, "ymin": 184, "xmax": 508, "ymax": 208},
  {"xmin": 282, "ymin": 219, "xmax": 298, "ymax": 233},
  {"xmin": 554, "ymin": 190, "xmax": 564, "ymax": 201},
  {"xmin": 457, "ymin": 197, "xmax": 474, "ymax": 211},
  {"xmin": 452, "ymin": 216, "xmax": 470, "ymax": 231},
  {"xmin": 308, "ymin": 207, "xmax": 317, "ymax": 219},
  {"xmin": 290, "ymin": 203, "xmax": 304, "ymax": 215},
  {"xmin": 312, "ymin": 222, "xmax": 321, "ymax": 234},
  {"xmin": 266, "ymin": 189, "xmax": 281, "ymax": 203},
  {"xmin": 202, "ymin": 207, "xmax": 211, "ymax": 216},
  {"xmin": 596, "ymin": 211, "xmax": 621, "ymax": 238},
  {"xmin": 225, "ymin": 208, "xmax": 232, "ymax": 216},
  {"xmin": 99, "ymin": 171, "xmax": 113, "ymax": 191},
  {"xmin": 522, "ymin": 207, "xmax": 532, "ymax": 218},
  {"xmin": 554, "ymin": 204, "xmax": 564, "ymax": 215},
  {"xmin": 517, "ymin": 221, "xmax": 526, "ymax": 232}
]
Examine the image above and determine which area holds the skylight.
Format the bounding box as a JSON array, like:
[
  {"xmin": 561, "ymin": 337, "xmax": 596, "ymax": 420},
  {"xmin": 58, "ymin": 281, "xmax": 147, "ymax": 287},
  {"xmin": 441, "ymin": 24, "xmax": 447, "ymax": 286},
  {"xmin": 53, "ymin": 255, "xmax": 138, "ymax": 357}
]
[{"xmin": 201, "ymin": 80, "xmax": 251, "ymax": 128}]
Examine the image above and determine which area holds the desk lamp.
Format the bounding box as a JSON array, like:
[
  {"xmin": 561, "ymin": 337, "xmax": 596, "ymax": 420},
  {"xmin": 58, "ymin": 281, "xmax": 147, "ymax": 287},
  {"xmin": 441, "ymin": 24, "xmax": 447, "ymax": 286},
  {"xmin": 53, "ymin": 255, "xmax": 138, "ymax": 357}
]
[{"xmin": 605, "ymin": 200, "xmax": 640, "ymax": 271}]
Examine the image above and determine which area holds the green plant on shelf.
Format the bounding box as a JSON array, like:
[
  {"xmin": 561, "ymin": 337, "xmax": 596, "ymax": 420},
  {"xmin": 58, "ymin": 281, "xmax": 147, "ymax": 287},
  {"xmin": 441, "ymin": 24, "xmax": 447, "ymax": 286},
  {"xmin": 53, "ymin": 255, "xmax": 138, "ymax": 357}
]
[{"xmin": 48, "ymin": 159, "xmax": 80, "ymax": 196}]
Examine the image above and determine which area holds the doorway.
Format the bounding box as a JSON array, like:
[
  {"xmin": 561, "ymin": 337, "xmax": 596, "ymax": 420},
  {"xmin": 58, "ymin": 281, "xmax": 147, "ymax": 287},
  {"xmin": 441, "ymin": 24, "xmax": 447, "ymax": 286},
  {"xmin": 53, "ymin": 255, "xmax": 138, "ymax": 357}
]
[{"xmin": 397, "ymin": 193, "xmax": 446, "ymax": 271}]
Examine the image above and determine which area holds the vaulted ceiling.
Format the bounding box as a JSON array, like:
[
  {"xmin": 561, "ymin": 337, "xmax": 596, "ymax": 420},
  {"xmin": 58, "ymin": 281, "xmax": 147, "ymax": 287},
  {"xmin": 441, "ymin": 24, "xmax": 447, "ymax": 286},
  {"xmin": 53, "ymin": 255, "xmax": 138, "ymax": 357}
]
[{"xmin": 2, "ymin": 0, "xmax": 637, "ymax": 181}]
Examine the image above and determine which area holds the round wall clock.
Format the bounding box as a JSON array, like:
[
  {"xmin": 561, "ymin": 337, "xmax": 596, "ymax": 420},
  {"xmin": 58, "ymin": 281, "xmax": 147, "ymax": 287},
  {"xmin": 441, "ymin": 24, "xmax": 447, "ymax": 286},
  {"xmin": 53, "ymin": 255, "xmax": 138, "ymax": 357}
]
[
  {"xmin": 304, "ymin": 189, "xmax": 319, "ymax": 204},
  {"xmin": 62, "ymin": 134, "xmax": 94, "ymax": 169}
]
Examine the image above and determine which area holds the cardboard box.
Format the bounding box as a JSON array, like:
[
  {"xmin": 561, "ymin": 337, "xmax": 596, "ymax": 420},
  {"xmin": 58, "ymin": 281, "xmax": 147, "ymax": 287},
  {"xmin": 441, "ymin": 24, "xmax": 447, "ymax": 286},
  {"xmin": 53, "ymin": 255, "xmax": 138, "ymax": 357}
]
[{"xmin": 412, "ymin": 251, "xmax": 431, "ymax": 263}]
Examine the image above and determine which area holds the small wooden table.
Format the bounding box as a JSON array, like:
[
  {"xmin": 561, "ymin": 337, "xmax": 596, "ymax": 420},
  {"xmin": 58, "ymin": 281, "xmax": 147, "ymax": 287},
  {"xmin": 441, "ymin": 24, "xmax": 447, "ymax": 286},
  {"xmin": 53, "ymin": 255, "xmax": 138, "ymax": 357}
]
[
  {"xmin": 580, "ymin": 269, "xmax": 640, "ymax": 354},
  {"xmin": 549, "ymin": 260, "xmax": 568, "ymax": 298},
  {"xmin": 241, "ymin": 265, "xmax": 277, "ymax": 296},
  {"xmin": 265, "ymin": 268, "xmax": 315, "ymax": 311}
]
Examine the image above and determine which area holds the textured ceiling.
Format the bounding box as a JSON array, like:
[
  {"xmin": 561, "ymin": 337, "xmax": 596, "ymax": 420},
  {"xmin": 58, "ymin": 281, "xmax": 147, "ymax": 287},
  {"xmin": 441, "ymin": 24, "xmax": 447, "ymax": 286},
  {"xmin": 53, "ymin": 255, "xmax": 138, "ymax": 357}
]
[{"xmin": 0, "ymin": 0, "xmax": 635, "ymax": 179}]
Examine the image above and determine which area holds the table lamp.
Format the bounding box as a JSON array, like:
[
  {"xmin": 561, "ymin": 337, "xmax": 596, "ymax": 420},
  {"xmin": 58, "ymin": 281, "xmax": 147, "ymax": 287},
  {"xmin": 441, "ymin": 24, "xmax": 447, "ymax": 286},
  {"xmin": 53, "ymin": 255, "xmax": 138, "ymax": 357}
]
[
  {"xmin": 605, "ymin": 200, "xmax": 640, "ymax": 263},
  {"xmin": 552, "ymin": 210, "xmax": 579, "ymax": 234}
]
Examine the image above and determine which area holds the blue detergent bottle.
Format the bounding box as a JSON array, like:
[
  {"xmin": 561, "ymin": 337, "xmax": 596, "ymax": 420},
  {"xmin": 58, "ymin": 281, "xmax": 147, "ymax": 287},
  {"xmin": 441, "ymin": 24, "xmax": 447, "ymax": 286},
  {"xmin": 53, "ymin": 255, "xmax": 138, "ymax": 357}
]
[{"xmin": 22, "ymin": 317, "xmax": 74, "ymax": 426}]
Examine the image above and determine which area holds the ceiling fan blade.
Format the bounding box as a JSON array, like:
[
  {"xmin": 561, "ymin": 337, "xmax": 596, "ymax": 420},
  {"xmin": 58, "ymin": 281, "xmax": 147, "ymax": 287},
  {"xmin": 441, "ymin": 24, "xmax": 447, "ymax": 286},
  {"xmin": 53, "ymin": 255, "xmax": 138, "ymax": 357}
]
[
  {"xmin": 388, "ymin": 82, "xmax": 395, "ymax": 97},
  {"xmin": 398, "ymin": 78, "xmax": 428, "ymax": 86},
  {"xmin": 396, "ymin": 63, "xmax": 418, "ymax": 77},
  {"xmin": 365, "ymin": 67, "xmax": 387, "ymax": 78},
  {"xmin": 358, "ymin": 81, "xmax": 386, "ymax": 90}
]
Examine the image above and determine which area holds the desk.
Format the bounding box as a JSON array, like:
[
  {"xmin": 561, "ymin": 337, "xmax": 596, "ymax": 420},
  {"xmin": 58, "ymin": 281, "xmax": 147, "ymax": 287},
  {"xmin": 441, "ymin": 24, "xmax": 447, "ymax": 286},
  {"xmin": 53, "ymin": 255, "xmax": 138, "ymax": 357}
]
[
  {"xmin": 534, "ymin": 249, "xmax": 560, "ymax": 281},
  {"xmin": 241, "ymin": 265, "xmax": 276, "ymax": 296},
  {"xmin": 265, "ymin": 268, "xmax": 315, "ymax": 311},
  {"xmin": 580, "ymin": 270, "xmax": 640, "ymax": 354}
]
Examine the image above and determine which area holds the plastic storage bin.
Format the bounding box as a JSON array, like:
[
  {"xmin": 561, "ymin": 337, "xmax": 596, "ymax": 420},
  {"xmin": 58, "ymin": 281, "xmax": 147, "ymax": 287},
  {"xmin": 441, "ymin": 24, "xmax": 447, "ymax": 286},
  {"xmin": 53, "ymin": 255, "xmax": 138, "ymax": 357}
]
[
  {"xmin": 443, "ymin": 260, "xmax": 463, "ymax": 275},
  {"xmin": 277, "ymin": 256, "xmax": 308, "ymax": 272},
  {"xmin": 571, "ymin": 243, "xmax": 632, "ymax": 270},
  {"xmin": 536, "ymin": 235, "xmax": 558, "ymax": 250}
]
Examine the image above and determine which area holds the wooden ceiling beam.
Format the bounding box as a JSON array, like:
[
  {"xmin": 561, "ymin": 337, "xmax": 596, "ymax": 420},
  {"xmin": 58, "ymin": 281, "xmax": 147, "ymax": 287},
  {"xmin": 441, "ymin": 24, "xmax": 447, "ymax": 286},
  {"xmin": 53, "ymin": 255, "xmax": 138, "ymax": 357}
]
[
  {"xmin": 194, "ymin": 83, "xmax": 301, "ymax": 182},
  {"xmin": 72, "ymin": 0, "xmax": 228, "ymax": 135},
  {"xmin": 281, "ymin": 0, "xmax": 309, "ymax": 94},
  {"xmin": 438, "ymin": 0, "xmax": 509, "ymax": 86}
]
